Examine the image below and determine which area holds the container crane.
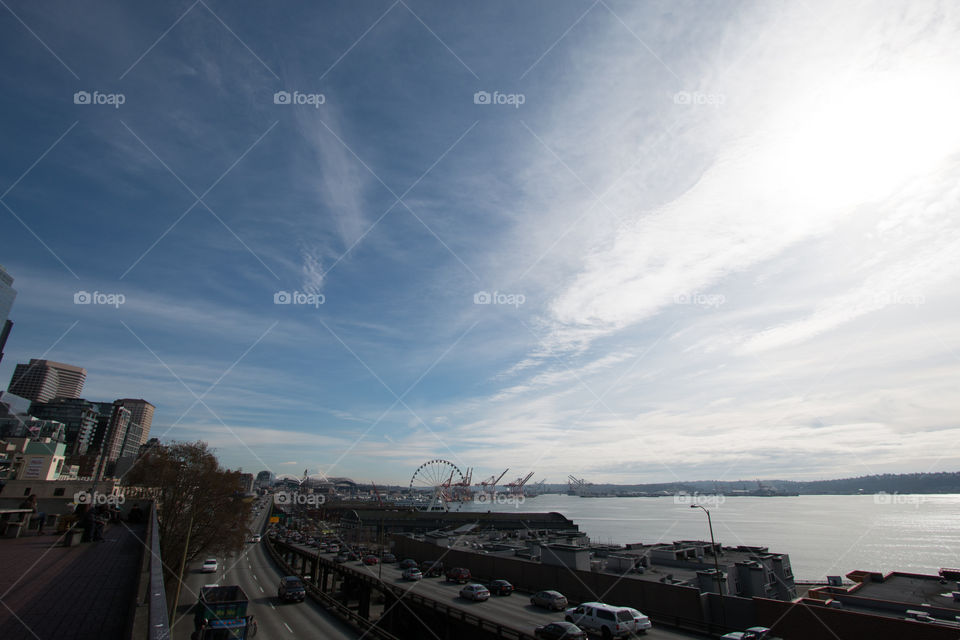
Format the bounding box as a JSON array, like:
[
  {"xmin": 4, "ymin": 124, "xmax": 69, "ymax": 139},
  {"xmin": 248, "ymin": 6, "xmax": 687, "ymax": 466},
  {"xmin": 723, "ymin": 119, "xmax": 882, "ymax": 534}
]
[{"xmin": 507, "ymin": 471, "xmax": 535, "ymax": 496}]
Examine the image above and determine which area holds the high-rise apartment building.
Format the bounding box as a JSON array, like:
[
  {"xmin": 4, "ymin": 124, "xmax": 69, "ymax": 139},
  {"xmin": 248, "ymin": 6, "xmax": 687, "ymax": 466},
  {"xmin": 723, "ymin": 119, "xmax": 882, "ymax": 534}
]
[
  {"xmin": 8, "ymin": 359, "xmax": 86, "ymax": 402},
  {"xmin": 116, "ymin": 398, "xmax": 154, "ymax": 444},
  {"xmin": 90, "ymin": 401, "xmax": 131, "ymax": 464},
  {"xmin": 29, "ymin": 397, "xmax": 99, "ymax": 455},
  {"xmin": 0, "ymin": 266, "xmax": 16, "ymax": 365}
]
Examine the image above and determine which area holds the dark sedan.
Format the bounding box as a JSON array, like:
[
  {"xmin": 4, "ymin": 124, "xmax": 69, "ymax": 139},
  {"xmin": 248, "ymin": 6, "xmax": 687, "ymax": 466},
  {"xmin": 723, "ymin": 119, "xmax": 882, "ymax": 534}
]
[
  {"xmin": 535, "ymin": 622, "xmax": 586, "ymax": 639},
  {"xmin": 487, "ymin": 579, "xmax": 514, "ymax": 596}
]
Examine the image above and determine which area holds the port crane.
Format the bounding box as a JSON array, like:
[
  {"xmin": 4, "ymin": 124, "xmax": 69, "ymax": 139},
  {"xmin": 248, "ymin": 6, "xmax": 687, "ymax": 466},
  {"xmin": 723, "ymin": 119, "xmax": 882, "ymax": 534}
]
[
  {"xmin": 477, "ymin": 468, "xmax": 509, "ymax": 497},
  {"xmin": 507, "ymin": 471, "xmax": 535, "ymax": 496},
  {"xmin": 568, "ymin": 475, "xmax": 593, "ymax": 496},
  {"xmin": 452, "ymin": 467, "xmax": 473, "ymax": 501}
]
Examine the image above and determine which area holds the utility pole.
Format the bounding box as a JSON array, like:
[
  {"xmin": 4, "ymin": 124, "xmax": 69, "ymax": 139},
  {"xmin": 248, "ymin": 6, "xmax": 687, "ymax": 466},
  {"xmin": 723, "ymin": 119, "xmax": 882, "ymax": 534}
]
[{"xmin": 170, "ymin": 508, "xmax": 194, "ymax": 626}]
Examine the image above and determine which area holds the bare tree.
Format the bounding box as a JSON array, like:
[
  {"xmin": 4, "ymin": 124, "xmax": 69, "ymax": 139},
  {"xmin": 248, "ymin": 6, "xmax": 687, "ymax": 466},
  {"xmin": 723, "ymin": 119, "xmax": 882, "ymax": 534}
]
[{"xmin": 125, "ymin": 441, "xmax": 252, "ymax": 594}]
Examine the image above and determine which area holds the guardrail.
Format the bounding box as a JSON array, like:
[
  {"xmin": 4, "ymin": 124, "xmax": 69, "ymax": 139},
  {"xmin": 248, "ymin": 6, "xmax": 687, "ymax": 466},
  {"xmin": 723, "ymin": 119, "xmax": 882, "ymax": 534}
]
[
  {"xmin": 271, "ymin": 540, "xmax": 539, "ymax": 640},
  {"xmin": 148, "ymin": 502, "xmax": 170, "ymax": 640}
]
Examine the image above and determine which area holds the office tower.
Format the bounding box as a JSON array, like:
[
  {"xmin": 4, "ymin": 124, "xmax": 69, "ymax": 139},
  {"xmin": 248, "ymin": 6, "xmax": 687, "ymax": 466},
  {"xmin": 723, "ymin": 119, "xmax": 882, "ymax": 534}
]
[
  {"xmin": 0, "ymin": 266, "xmax": 16, "ymax": 365},
  {"xmin": 116, "ymin": 398, "xmax": 155, "ymax": 444},
  {"xmin": 8, "ymin": 359, "xmax": 86, "ymax": 402},
  {"xmin": 0, "ymin": 320, "xmax": 12, "ymax": 365}
]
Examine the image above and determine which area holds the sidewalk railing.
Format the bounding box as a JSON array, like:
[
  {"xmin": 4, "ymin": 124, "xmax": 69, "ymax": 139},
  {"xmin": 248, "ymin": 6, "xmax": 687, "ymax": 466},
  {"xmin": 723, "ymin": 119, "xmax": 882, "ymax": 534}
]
[{"xmin": 148, "ymin": 502, "xmax": 170, "ymax": 640}]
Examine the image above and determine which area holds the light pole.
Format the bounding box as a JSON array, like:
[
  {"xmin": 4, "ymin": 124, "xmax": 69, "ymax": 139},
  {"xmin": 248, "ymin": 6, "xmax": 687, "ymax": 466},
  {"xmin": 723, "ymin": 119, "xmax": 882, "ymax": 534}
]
[{"xmin": 691, "ymin": 504, "xmax": 726, "ymax": 630}]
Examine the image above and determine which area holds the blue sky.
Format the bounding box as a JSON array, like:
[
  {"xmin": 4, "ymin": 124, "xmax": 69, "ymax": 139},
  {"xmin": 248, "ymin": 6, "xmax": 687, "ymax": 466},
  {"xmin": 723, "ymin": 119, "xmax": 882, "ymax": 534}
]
[{"xmin": 2, "ymin": 0, "xmax": 959, "ymax": 485}]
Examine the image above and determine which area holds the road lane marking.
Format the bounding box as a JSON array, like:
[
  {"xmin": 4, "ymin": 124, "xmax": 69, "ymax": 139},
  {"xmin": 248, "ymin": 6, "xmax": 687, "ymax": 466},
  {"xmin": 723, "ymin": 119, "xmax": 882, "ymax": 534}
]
[{"xmin": 284, "ymin": 622, "xmax": 293, "ymax": 633}]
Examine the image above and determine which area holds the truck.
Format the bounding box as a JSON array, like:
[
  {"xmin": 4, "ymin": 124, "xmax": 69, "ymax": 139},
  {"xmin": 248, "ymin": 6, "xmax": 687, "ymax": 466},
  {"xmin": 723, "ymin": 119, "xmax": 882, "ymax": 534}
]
[{"xmin": 192, "ymin": 585, "xmax": 256, "ymax": 639}]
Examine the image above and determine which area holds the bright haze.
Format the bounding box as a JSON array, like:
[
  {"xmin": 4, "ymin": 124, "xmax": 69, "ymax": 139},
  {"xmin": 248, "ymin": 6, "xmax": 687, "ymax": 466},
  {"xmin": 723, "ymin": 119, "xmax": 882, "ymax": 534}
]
[{"xmin": 1, "ymin": 1, "xmax": 959, "ymax": 484}]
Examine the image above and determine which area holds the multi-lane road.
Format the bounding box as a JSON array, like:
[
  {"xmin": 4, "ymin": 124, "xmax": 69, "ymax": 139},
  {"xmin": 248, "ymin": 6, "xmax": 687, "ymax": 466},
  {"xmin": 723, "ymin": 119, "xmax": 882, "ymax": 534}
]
[
  {"xmin": 170, "ymin": 502, "xmax": 360, "ymax": 640},
  {"xmin": 167, "ymin": 500, "xmax": 709, "ymax": 640},
  {"xmin": 289, "ymin": 541, "xmax": 710, "ymax": 640}
]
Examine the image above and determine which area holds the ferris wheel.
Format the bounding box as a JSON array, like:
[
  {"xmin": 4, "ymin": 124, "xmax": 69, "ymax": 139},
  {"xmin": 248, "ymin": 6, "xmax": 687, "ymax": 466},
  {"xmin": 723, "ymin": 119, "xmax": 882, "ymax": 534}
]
[{"xmin": 409, "ymin": 459, "xmax": 463, "ymax": 511}]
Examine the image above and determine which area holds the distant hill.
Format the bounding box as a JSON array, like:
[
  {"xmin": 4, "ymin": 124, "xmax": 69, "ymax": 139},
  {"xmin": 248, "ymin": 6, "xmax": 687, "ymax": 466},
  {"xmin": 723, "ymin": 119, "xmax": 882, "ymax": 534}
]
[{"xmin": 535, "ymin": 472, "xmax": 960, "ymax": 496}]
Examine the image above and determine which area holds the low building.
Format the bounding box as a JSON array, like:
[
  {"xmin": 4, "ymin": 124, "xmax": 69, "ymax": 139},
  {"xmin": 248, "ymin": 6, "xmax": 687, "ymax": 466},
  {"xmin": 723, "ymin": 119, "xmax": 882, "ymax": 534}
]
[
  {"xmin": 807, "ymin": 569, "xmax": 960, "ymax": 628},
  {"xmin": 541, "ymin": 543, "xmax": 591, "ymax": 571}
]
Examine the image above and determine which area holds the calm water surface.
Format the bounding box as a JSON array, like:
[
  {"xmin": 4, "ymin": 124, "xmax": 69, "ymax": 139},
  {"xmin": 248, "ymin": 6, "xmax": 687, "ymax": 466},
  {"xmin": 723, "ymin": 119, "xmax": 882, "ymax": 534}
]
[{"xmin": 459, "ymin": 494, "xmax": 960, "ymax": 580}]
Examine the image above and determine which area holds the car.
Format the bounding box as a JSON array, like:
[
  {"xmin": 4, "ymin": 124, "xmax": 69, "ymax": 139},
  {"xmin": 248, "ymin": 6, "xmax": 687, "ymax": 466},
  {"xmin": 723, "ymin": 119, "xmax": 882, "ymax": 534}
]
[
  {"xmin": 327, "ymin": 545, "xmax": 339, "ymax": 553},
  {"xmin": 363, "ymin": 555, "xmax": 379, "ymax": 565},
  {"xmin": 619, "ymin": 607, "xmax": 653, "ymax": 633},
  {"xmin": 722, "ymin": 628, "xmax": 774, "ymax": 640},
  {"xmin": 445, "ymin": 567, "xmax": 471, "ymax": 584},
  {"xmin": 346, "ymin": 551, "xmax": 360, "ymax": 561},
  {"xmin": 487, "ymin": 579, "xmax": 514, "ymax": 596},
  {"xmin": 201, "ymin": 558, "xmax": 218, "ymax": 573},
  {"xmin": 564, "ymin": 602, "xmax": 637, "ymax": 638},
  {"xmin": 319, "ymin": 543, "xmax": 330, "ymax": 552},
  {"xmin": 535, "ymin": 622, "xmax": 588, "ymax": 640},
  {"xmin": 333, "ymin": 554, "xmax": 347, "ymax": 564},
  {"xmin": 402, "ymin": 567, "xmax": 423, "ymax": 581},
  {"xmin": 459, "ymin": 583, "xmax": 491, "ymax": 601},
  {"xmin": 531, "ymin": 590, "xmax": 568, "ymax": 611},
  {"xmin": 278, "ymin": 576, "xmax": 306, "ymax": 603},
  {"xmin": 399, "ymin": 558, "xmax": 419, "ymax": 570},
  {"xmin": 381, "ymin": 553, "xmax": 396, "ymax": 563},
  {"xmin": 249, "ymin": 534, "xmax": 261, "ymax": 543}
]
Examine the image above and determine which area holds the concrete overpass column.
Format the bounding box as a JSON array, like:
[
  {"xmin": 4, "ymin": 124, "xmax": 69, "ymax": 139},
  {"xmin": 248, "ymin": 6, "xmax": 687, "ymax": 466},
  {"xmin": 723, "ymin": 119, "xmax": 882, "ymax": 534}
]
[{"xmin": 358, "ymin": 584, "xmax": 371, "ymax": 620}]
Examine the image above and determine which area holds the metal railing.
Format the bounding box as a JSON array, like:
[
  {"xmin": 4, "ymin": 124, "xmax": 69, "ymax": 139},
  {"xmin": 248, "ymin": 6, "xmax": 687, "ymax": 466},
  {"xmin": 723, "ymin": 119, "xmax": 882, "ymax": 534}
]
[
  {"xmin": 148, "ymin": 502, "xmax": 170, "ymax": 640},
  {"xmin": 271, "ymin": 540, "xmax": 539, "ymax": 640}
]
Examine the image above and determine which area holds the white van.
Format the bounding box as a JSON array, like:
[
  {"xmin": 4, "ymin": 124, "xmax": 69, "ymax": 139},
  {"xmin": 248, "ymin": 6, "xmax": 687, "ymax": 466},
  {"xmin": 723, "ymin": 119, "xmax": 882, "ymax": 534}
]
[{"xmin": 564, "ymin": 602, "xmax": 643, "ymax": 638}]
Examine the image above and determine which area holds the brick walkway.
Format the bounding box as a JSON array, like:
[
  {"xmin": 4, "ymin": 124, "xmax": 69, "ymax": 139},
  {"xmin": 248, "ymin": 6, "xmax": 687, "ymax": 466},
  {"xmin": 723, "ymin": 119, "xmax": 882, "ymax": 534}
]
[{"xmin": 0, "ymin": 522, "xmax": 146, "ymax": 640}]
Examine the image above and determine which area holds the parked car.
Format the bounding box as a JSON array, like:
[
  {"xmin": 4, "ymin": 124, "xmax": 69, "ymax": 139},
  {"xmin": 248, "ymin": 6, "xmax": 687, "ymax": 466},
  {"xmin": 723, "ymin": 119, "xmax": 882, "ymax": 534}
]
[
  {"xmin": 459, "ymin": 583, "xmax": 491, "ymax": 601},
  {"xmin": 201, "ymin": 558, "xmax": 218, "ymax": 573},
  {"xmin": 722, "ymin": 628, "xmax": 774, "ymax": 640},
  {"xmin": 402, "ymin": 567, "xmax": 423, "ymax": 581},
  {"xmin": 445, "ymin": 567, "xmax": 471, "ymax": 584},
  {"xmin": 487, "ymin": 579, "xmax": 514, "ymax": 596},
  {"xmin": 564, "ymin": 602, "xmax": 637, "ymax": 638},
  {"xmin": 531, "ymin": 590, "xmax": 568, "ymax": 611},
  {"xmin": 363, "ymin": 555, "xmax": 379, "ymax": 565},
  {"xmin": 399, "ymin": 558, "xmax": 419, "ymax": 570},
  {"xmin": 278, "ymin": 576, "xmax": 306, "ymax": 603},
  {"xmin": 535, "ymin": 621, "xmax": 588, "ymax": 639},
  {"xmin": 381, "ymin": 553, "xmax": 396, "ymax": 563}
]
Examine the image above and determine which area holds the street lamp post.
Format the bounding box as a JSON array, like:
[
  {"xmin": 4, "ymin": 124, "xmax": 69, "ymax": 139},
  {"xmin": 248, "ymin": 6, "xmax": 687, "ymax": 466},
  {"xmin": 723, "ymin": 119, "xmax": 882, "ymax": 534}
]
[{"xmin": 691, "ymin": 504, "xmax": 726, "ymax": 631}]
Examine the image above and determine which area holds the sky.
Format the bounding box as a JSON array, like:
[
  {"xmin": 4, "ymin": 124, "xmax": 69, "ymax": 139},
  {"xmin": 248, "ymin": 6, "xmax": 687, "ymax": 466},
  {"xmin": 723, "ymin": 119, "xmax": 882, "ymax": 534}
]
[{"xmin": 1, "ymin": 0, "xmax": 959, "ymax": 486}]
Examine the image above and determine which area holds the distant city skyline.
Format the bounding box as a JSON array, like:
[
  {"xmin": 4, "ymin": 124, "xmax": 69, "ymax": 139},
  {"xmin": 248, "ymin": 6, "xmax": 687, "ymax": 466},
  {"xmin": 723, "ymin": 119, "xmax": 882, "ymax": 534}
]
[{"xmin": 2, "ymin": 1, "xmax": 960, "ymax": 484}]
